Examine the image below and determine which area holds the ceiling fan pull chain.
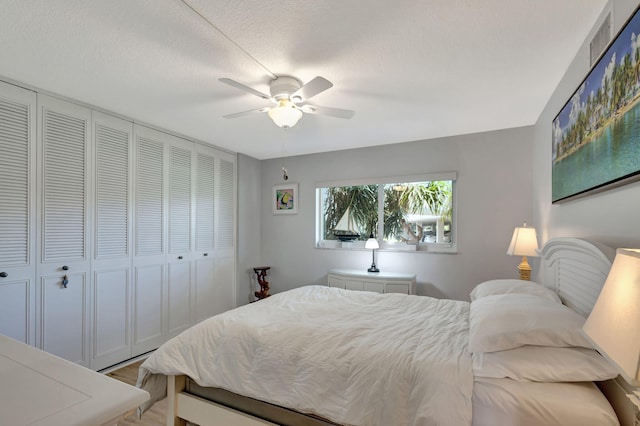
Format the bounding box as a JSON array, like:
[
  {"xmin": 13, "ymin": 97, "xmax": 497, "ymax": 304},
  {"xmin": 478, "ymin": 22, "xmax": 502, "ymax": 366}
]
[{"xmin": 281, "ymin": 140, "xmax": 288, "ymax": 181}]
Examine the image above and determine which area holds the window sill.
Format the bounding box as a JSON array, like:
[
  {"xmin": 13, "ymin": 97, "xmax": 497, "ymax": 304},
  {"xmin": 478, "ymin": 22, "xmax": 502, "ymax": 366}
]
[{"xmin": 316, "ymin": 241, "xmax": 457, "ymax": 254}]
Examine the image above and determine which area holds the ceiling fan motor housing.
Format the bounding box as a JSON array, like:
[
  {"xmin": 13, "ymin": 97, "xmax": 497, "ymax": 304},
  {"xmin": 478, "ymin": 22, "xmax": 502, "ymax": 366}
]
[{"xmin": 270, "ymin": 76, "xmax": 302, "ymax": 101}]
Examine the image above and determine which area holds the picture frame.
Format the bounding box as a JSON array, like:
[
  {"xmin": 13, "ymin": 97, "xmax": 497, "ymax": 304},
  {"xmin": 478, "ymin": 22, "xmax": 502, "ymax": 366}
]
[
  {"xmin": 272, "ymin": 183, "xmax": 298, "ymax": 215},
  {"xmin": 552, "ymin": 4, "xmax": 640, "ymax": 203}
]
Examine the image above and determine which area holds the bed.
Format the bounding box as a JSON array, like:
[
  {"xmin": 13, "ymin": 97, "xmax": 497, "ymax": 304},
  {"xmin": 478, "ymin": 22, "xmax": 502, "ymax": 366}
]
[{"xmin": 137, "ymin": 237, "xmax": 626, "ymax": 426}]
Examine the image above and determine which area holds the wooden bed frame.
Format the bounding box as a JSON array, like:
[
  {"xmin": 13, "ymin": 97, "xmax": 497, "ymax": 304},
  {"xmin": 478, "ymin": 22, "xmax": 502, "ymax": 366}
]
[
  {"xmin": 163, "ymin": 237, "xmax": 634, "ymax": 426},
  {"xmin": 167, "ymin": 375, "xmax": 275, "ymax": 426}
]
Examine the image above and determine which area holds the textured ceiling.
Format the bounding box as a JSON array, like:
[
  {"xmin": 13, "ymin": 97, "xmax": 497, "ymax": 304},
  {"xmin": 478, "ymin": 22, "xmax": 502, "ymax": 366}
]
[{"xmin": 0, "ymin": 0, "xmax": 607, "ymax": 159}]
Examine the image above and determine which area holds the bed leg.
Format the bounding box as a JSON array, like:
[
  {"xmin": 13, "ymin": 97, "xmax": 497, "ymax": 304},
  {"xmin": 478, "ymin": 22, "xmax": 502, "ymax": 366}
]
[{"xmin": 167, "ymin": 375, "xmax": 187, "ymax": 426}]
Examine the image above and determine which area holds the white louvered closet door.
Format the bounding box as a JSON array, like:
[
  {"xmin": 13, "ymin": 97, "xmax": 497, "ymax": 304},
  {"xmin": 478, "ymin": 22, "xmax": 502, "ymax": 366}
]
[
  {"xmin": 213, "ymin": 153, "xmax": 236, "ymax": 314},
  {"xmin": 166, "ymin": 138, "xmax": 193, "ymax": 338},
  {"xmin": 193, "ymin": 144, "xmax": 236, "ymax": 322},
  {"xmin": 36, "ymin": 95, "xmax": 91, "ymax": 366},
  {"xmin": 193, "ymin": 146, "xmax": 216, "ymax": 323},
  {"xmin": 0, "ymin": 82, "xmax": 37, "ymax": 345},
  {"xmin": 132, "ymin": 125, "xmax": 167, "ymax": 356},
  {"xmin": 90, "ymin": 112, "xmax": 133, "ymax": 370}
]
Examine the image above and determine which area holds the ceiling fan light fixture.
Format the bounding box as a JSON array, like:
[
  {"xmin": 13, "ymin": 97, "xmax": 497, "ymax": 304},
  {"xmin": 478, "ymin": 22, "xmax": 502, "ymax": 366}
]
[
  {"xmin": 268, "ymin": 99, "xmax": 303, "ymax": 128},
  {"xmin": 220, "ymin": 75, "xmax": 354, "ymax": 124}
]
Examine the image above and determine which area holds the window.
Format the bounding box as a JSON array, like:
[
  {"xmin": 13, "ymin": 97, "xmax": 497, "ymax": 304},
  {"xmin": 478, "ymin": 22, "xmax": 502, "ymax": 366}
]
[{"xmin": 316, "ymin": 173, "xmax": 456, "ymax": 253}]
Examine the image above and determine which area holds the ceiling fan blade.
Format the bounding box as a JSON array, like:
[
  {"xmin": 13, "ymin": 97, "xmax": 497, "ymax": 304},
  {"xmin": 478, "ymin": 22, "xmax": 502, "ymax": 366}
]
[
  {"xmin": 223, "ymin": 107, "xmax": 270, "ymax": 119},
  {"xmin": 219, "ymin": 78, "xmax": 270, "ymax": 100},
  {"xmin": 292, "ymin": 76, "xmax": 333, "ymax": 102},
  {"xmin": 301, "ymin": 104, "xmax": 355, "ymax": 119}
]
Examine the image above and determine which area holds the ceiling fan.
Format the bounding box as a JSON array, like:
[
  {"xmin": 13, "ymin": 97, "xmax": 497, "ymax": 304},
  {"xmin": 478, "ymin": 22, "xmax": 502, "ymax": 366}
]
[{"xmin": 219, "ymin": 76, "xmax": 355, "ymax": 129}]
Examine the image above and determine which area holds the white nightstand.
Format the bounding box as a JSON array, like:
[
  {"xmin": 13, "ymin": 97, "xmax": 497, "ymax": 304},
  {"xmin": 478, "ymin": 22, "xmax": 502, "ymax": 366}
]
[{"xmin": 328, "ymin": 269, "xmax": 416, "ymax": 295}]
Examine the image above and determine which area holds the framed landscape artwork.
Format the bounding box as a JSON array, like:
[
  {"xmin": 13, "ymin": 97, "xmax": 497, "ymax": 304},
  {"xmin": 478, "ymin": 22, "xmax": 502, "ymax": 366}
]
[
  {"xmin": 552, "ymin": 5, "xmax": 640, "ymax": 203},
  {"xmin": 273, "ymin": 183, "xmax": 298, "ymax": 214}
]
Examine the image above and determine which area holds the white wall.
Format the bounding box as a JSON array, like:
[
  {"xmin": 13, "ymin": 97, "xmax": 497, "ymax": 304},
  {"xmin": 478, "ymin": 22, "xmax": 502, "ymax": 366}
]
[
  {"xmin": 251, "ymin": 126, "xmax": 534, "ymax": 301},
  {"xmin": 532, "ymin": 0, "xmax": 640, "ymax": 259}
]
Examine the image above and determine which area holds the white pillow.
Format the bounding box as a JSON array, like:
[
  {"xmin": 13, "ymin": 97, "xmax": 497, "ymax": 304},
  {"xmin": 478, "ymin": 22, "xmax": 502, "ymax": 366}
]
[
  {"xmin": 472, "ymin": 345, "xmax": 618, "ymax": 382},
  {"xmin": 468, "ymin": 293, "xmax": 593, "ymax": 353},
  {"xmin": 470, "ymin": 279, "xmax": 561, "ymax": 304}
]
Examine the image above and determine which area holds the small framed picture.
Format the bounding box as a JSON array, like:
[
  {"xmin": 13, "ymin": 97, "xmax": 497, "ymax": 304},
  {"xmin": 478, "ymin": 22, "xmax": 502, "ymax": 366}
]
[{"xmin": 272, "ymin": 183, "xmax": 298, "ymax": 215}]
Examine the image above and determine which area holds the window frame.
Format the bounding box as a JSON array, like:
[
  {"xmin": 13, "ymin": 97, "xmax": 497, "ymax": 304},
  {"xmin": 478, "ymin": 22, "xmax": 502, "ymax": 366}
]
[{"xmin": 315, "ymin": 172, "xmax": 457, "ymax": 253}]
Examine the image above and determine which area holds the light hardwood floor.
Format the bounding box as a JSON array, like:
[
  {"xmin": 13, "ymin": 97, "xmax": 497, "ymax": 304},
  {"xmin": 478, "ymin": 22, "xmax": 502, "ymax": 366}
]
[{"xmin": 107, "ymin": 361, "xmax": 167, "ymax": 426}]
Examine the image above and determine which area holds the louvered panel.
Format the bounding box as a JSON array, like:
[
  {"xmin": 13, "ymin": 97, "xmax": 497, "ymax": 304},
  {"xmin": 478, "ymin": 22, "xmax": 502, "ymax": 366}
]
[
  {"xmin": 136, "ymin": 137, "xmax": 163, "ymax": 255},
  {"xmin": 557, "ymin": 258, "xmax": 606, "ymax": 317},
  {"xmin": 169, "ymin": 146, "xmax": 191, "ymax": 253},
  {"xmin": 42, "ymin": 109, "xmax": 86, "ymax": 261},
  {"xmin": 218, "ymin": 159, "xmax": 234, "ymax": 249},
  {"xmin": 195, "ymin": 153, "xmax": 215, "ymax": 251},
  {"xmin": 540, "ymin": 238, "xmax": 615, "ymax": 320},
  {"xmin": 96, "ymin": 124, "xmax": 129, "ymax": 258},
  {"xmin": 0, "ymin": 99, "xmax": 29, "ymax": 265}
]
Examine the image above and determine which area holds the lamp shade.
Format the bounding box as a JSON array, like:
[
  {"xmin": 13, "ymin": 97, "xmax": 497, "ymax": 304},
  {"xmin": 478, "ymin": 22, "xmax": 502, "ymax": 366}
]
[
  {"xmin": 583, "ymin": 248, "xmax": 640, "ymax": 386},
  {"xmin": 268, "ymin": 99, "xmax": 303, "ymax": 128},
  {"xmin": 506, "ymin": 224, "xmax": 539, "ymax": 257},
  {"xmin": 365, "ymin": 237, "xmax": 379, "ymax": 249}
]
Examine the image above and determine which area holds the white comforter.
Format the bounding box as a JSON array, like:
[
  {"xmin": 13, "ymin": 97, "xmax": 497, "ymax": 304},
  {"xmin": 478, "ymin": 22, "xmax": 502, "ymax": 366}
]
[{"xmin": 138, "ymin": 285, "xmax": 472, "ymax": 426}]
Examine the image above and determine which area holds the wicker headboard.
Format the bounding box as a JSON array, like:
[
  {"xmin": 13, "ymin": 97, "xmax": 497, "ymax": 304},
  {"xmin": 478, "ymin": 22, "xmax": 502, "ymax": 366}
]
[{"xmin": 540, "ymin": 237, "xmax": 616, "ymax": 318}]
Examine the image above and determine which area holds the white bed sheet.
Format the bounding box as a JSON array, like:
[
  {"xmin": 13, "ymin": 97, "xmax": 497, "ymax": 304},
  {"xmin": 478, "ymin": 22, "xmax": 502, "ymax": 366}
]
[
  {"xmin": 138, "ymin": 285, "xmax": 473, "ymax": 426},
  {"xmin": 472, "ymin": 377, "xmax": 619, "ymax": 426}
]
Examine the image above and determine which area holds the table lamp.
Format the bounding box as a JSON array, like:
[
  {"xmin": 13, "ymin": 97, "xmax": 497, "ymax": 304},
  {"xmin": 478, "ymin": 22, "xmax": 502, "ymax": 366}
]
[
  {"xmin": 365, "ymin": 234, "xmax": 380, "ymax": 273},
  {"xmin": 506, "ymin": 222, "xmax": 539, "ymax": 281},
  {"xmin": 583, "ymin": 248, "xmax": 640, "ymax": 413}
]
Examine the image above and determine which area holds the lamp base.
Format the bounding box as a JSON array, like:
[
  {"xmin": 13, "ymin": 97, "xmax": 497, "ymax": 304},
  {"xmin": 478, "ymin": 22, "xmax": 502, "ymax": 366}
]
[
  {"xmin": 367, "ymin": 247, "xmax": 379, "ymax": 273},
  {"xmin": 517, "ymin": 256, "xmax": 532, "ymax": 281}
]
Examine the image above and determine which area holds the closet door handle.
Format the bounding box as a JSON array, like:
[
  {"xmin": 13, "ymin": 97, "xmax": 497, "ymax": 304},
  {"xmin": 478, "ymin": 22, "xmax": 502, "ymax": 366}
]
[
  {"xmin": 0, "ymin": 272, "xmax": 7, "ymax": 278},
  {"xmin": 62, "ymin": 265, "xmax": 69, "ymax": 271},
  {"xmin": 178, "ymin": 256, "xmax": 183, "ymax": 260},
  {"xmin": 203, "ymin": 253, "xmax": 208, "ymax": 256}
]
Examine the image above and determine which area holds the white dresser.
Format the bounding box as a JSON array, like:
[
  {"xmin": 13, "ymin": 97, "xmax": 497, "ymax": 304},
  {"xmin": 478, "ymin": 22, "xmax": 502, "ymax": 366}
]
[
  {"xmin": 0, "ymin": 334, "xmax": 149, "ymax": 426},
  {"xmin": 328, "ymin": 269, "xmax": 417, "ymax": 295}
]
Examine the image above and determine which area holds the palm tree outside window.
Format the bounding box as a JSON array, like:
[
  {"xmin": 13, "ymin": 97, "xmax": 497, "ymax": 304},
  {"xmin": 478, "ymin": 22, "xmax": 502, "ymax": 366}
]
[{"xmin": 317, "ymin": 174, "xmax": 455, "ymax": 252}]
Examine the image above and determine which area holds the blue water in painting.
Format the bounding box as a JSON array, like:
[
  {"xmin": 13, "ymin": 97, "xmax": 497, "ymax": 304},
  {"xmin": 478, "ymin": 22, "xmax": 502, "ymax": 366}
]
[{"xmin": 552, "ymin": 100, "xmax": 640, "ymax": 202}]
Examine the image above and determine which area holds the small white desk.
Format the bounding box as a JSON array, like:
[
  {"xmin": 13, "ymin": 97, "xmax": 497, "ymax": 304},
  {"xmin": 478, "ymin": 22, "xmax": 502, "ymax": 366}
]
[
  {"xmin": 0, "ymin": 334, "xmax": 149, "ymax": 426},
  {"xmin": 328, "ymin": 268, "xmax": 417, "ymax": 294}
]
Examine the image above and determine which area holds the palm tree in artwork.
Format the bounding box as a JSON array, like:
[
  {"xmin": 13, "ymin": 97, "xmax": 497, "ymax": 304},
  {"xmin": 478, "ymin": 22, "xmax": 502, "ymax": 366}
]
[{"xmin": 634, "ymin": 48, "xmax": 640, "ymax": 87}]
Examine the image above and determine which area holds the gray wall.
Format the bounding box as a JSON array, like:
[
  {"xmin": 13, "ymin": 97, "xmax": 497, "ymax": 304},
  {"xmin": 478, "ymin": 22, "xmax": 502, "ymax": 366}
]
[
  {"xmin": 243, "ymin": 126, "xmax": 534, "ymax": 301},
  {"xmin": 532, "ymin": 0, "xmax": 640, "ymax": 263}
]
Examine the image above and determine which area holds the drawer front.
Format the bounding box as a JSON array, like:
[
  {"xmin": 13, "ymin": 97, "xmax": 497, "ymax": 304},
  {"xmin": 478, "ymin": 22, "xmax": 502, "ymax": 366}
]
[
  {"xmin": 385, "ymin": 283, "xmax": 411, "ymax": 294},
  {"xmin": 345, "ymin": 280, "xmax": 364, "ymax": 291},
  {"xmin": 362, "ymin": 281, "xmax": 384, "ymax": 293},
  {"xmin": 329, "ymin": 272, "xmax": 415, "ymax": 295},
  {"xmin": 328, "ymin": 275, "xmax": 346, "ymax": 289}
]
